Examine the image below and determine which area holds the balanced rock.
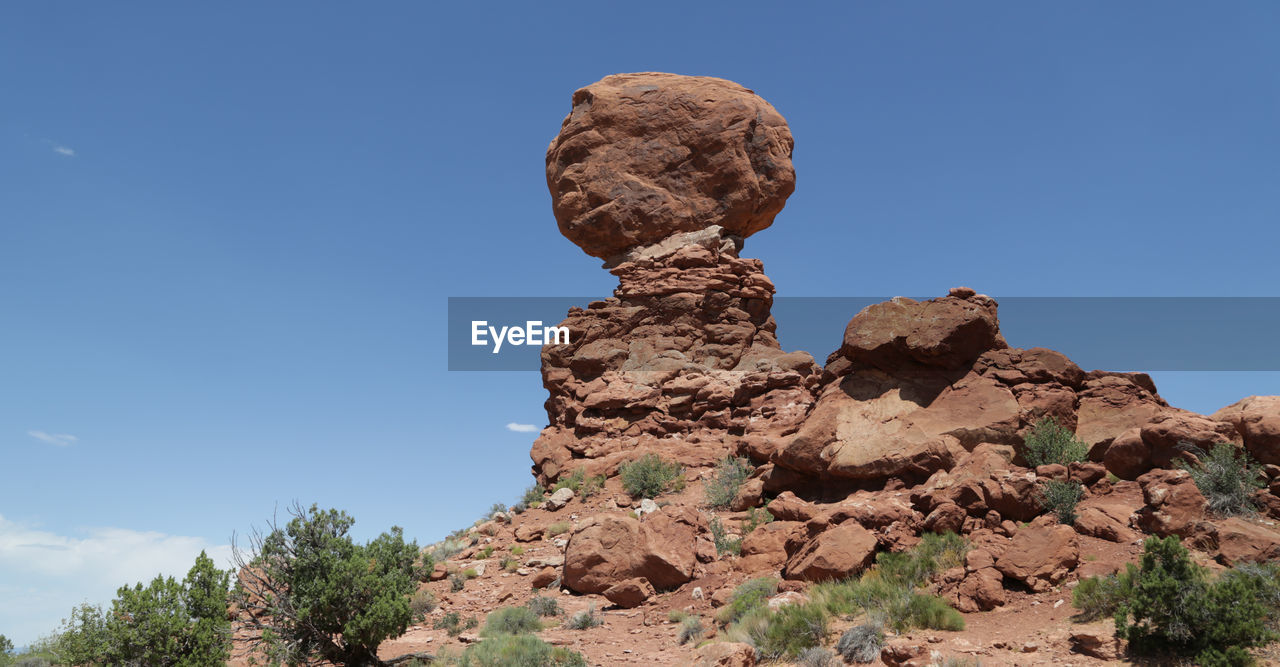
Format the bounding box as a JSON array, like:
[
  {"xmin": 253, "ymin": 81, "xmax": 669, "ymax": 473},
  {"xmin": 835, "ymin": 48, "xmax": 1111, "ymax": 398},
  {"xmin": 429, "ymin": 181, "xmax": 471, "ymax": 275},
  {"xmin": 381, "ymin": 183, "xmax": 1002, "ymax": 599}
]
[{"xmin": 546, "ymin": 72, "xmax": 795, "ymax": 261}]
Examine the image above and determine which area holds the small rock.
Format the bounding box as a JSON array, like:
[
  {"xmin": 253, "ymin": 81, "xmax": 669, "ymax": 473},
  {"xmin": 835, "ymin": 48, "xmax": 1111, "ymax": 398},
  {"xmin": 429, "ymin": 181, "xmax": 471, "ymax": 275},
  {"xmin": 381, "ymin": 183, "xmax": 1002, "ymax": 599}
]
[
  {"xmin": 636, "ymin": 498, "xmax": 659, "ymax": 518},
  {"xmin": 1021, "ymin": 642, "xmax": 1039, "ymax": 653},
  {"xmin": 691, "ymin": 586, "xmax": 704, "ymax": 600},
  {"xmin": 546, "ymin": 487, "xmax": 575, "ymax": 511}
]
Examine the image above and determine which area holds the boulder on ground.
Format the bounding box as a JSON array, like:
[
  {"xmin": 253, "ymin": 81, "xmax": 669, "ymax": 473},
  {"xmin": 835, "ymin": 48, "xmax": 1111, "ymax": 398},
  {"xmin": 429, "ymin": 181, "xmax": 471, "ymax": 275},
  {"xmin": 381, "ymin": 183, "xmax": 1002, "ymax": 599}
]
[
  {"xmin": 995, "ymin": 524, "xmax": 1079, "ymax": 591},
  {"xmin": 563, "ymin": 506, "xmax": 703, "ymax": 593},
  {"xmin": 602, "ymin": 577, "xmax": 655, "ymax": 608},
  {"xmin": 1136, "ymin": 469, "xmax": 1209, "ymax": 538},
  {"xmin": 782, "ymin": 521, "xmax": 877, "ymax": 582},
  {"xmin": 1214, "ymin": 396, "xmax": 1280, "ymax": 465}
]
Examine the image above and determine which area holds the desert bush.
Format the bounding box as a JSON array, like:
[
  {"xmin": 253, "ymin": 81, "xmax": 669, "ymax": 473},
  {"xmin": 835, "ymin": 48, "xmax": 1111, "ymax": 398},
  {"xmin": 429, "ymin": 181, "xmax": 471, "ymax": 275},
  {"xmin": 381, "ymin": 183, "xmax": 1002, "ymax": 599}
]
[
  {"xmin": 432, "ymin": 537, "xmax": 467, "ymax": 561},
  {"xmin": 1117, "ymin": 535, "xmax": 1271, "ymax": 664},
  {"xmin": 667, "ymin": 609, "xmax": 691, "ymax": 623},
  {"xmin": 742, "ymin": 507, "xmax": 774, "ymax": 534},
  {"xmin": 902, "ymin": 594, "xmax": 965, "ymax": 631},
  {"xmin": 552, "ymin": 468, "xmax": 606, "ymax": 498},
  {"xmin": 715, "ymin": 577, "xmax": 777, "ymax": 625},
  {"xmin": 476, "ymin": 545, "xmax": 495, "ymax": 559},
  {"xmin": 729, "ymin": 603, "xmax": 828, "ymax": 661},
  {"xmin": 230, "ymin": 504, "xmax": 422, "ymax": 666},
  {"xmin": 434, "ymin": 611, "xmax": 479, "ymax": 637},
  {"xmin": 546, "ymin": 521, "xmax": 572, "ymax": 536},
  {"xmin": 1039, "ymin": 479, "xmax": 1084, "ymax": 525},
  {"xmin": 566, "ymin": 605, "xmax": 602, "ymax": 630},
  {"xmin": 678, "ymin": 616, "xmax": 704, "ymax": 645},
  {"xmin": 449, "ymin": 572, "xmax": 467, "ymax": 592},
  {"xmin": 619, "ymin": 453, "xmax": 685, "ymax": 498},
  {"xmin": 410, "ymin": 588, "xmax": 437, "ymax": 618},
  {"xmin": 1178, "ymin": 442, "xmax": 1264, "ymax": 516},
  {"xmin": 709, "ymin": 516, "xmax": 741, "ymax": 556},
  {"xmin": 482, "ymin": 606, "xmax": 543, "ymax": 636},
  {"xmin": 836, "ymin": 623, "xmax": 884, "ymax": 663},
  {"xmin": 526, "ymin": 595, "xmax": 561, "ymax": 617},
  {"xmin": 521, "ymin": 484, "xmax": 546, "ymax": 507},
  {"xmin": 1023, "ymin": 416, "xmax": 1088, "ymax": 467},
  {"xmin": 1072, "ymin": 564, "xmax": 1137, "ymax": 622},
  {"xmin": 510, "ymin": 545, "xmax": 525, "ymax": 556},
  {"xmin": 502, "ymin": 556, "xmax": 520, "ymax": 572},
  {"xmin": 456, "ymin": 633, "xmax": 587, "ymax": 667},
  {"xmin": 488, "ymin": 502, "xmax": 509, "ymax": 518},
  {"xmin": 797, "ymin": 646, "xmax": 839, "ymax": 667},
  {"xmin": 463, "ymin": 567, "xmax": 479, "ymax": 578},
  {"xmin": 705, "ymin": 455, "xmax": 753, "ymax": 509}
]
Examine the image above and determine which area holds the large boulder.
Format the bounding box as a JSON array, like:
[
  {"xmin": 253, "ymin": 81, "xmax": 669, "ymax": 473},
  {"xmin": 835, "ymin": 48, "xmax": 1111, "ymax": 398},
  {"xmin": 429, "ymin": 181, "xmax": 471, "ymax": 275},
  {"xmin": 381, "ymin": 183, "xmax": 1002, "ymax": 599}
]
[
  {"xmin": 782, "ymin": 521, "xmax": 878, "ymax": 582},
  {"xmin": 995, "ymin": 524, "xmax": 1079, "ymax": 591},
  {"xmin": 1214, "ymin": 396, "xmax": 1280, "ymax": 465},
  {"xmin": 1210, "ymin": 518, "xmax": 1280, "ymax": 565},
  {"xmin": 546, "ymin": 72, "xmax": 794, "ymax": 260},
  {"xmin": 563, "ymin": 506, "xmax": 703, "ymax": 593},
  {"xmin": 837, "ymin": 290, "xmax": 1006, "ymax": 372},
  {"xmin": 1135, "ymin": 469, "xmax": 1209, "ymax": 538}
]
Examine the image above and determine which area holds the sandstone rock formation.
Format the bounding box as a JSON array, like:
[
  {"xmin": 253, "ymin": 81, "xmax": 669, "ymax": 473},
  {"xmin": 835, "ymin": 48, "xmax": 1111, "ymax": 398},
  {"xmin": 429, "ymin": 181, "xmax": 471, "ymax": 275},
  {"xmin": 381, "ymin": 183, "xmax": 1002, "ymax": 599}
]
[{"xmin": 532, "ymin": 73, "xmax": 818, "ymax": 486}]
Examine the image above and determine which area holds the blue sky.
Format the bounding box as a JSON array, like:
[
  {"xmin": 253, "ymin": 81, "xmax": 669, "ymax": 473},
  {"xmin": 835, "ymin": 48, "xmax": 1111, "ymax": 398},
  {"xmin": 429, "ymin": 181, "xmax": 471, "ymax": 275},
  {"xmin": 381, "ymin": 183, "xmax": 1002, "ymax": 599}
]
[{"xmin": 2, "ymin": 2, "xmax": 1278, "ymax": 645}]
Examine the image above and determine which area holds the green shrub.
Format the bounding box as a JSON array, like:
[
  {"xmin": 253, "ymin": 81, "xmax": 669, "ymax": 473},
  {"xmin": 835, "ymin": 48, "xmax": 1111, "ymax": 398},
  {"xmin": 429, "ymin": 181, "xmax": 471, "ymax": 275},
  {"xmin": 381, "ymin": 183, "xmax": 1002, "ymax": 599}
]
[
  {"xmin": 463, "ymin": 567, "xmax": 479, "ymax": 578},
  {"xmin": 435, "ymin": 611, "xmax": 479, "ymax": 637},
  {"xmin": 835, "ymin": 623, "xmax": 883, "ymax": 663},
  {"xmin": 667, "ymin": 609, "xmax": 691, "ymax": 623},
  {"xmin": 552, "ymin": 468, "xmax": 606, "ymax": 498},
  {"xmin": 432, "ymin": 537, "xmax": 467, "ymax": 561},
  {"xmin": 742, "ymin": 507, "xmax": 774, "ymax": 534},
  {"xmin": 546, "ymin": 521, "xmax": 571, "ymax": 536},
  {"xmin": 477, "ymin": 545, "xmax": 495, "ymax": 559},
  {"xmin": 903, "ymin": 593, "xmax": 965, "ymax": 631},
  {"xmin": 566, "ymin": 606, "xmax": 602, "ymax": 630},
  {"xmin": 619, "ymin": 454, "xmax": 685, "ymax": 498},
  {"xmin": 1178, "ymin": 443, "xmax": 1264, "ymax": 516},
  {"xmin": 1022, "ymin": 416, "xmax": 1088, "ymax": 467},
  {"xmin": 1039, "ymin": 479, "xmax": 1084, "ymax": 525},
  {"xmin": 1117, "ymin": 536, "xmax": 1271, "ymax": 664},
  {"xmin": 715, "ymin": 577, "xmax": 777, "ymax": 625},
  {"xmin": 456, "ymin": 633, "xmax": 587, "ymax": 667},
  {"xmin": 410, "ymin": 588, "xmax": 437, "ymax": 618},
  {"xmin": 510, "ymin": 545, "xmax": 526, "ymax": 556},
  {"xmin": 483, "ymin": 606, "xmax": 543, "ymax": 636},
  {"xmin": 1072, "ymin": 564, "xmax": 1137, "ymax": 622},
  {"xmin": 677, "ymin": 616, "xmax": 704, "ymax": 645},
  {"xmin": 526, "ymin": 595, "xmax": 561, "ymax": 617},
  {"xmin": 489, "ymin": 502, "xmax": 509, "ymax": 518},
  {"xmin": 731, "ymin": 603, "xmax": 828, "ymax": 661},
  {"xmin": 705, "ymin": 456, "xmax": 753, "ymax": 509},
  {"xmin": 710, "ymin": 516, "xmax": 741, "ymax": 556},
  {"xmin": 450, "ymin": 572, "xmax": 467, "ymax": 592},
  {"xmin": 502, "ymin": 556, "xmax": 520, "ymax": 572},
  {"xmin": 522, "ymin": 484, "xmax": 546, "ymax": 506}
]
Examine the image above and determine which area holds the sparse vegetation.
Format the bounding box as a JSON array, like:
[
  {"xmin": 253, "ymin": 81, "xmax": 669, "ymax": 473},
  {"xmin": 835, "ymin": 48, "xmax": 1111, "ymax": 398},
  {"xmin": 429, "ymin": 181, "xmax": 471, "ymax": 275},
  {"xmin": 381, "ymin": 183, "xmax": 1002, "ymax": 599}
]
[
  {"xmin": 1072, "ymin": 564, "xmax": 1137, "ymax": 622},
  {"xmin": 410, "ymin": 588, "xmax": 437, "ymax": 618},
  {"xmin": 1178, "ymin": 442, "xmax": 1264, "ymax": 517},
  {"xmin": 502, "ymin": 556, "xmax": 520, "ymax": 572},
  {"xmin": 726, "ymin": 602, "xmax": 828, "ymax": 661},
  {"xmin": 482, "ymin": 606, "xmax": 543, "ymax": 636},
  {"xmin": 546, "ymin": 521, "xmax": 572, "ymax": 536},
  {"xmin": 432, "ymin": 537, "xmax": 467, "ymax": 561},
  {"xmin": 1022, "ymin": 416, "xmax": 1088, "ymax": 467},
  {"xmin": 566, "ymin": 605, "xmax": 602, "ymax": 630},
  {"xmin": 454, "ymin": 633, "xmax": 587, "ymax": 667},
  {"xmin": 476, "ymin": 545, "xmax": 495, "ymax": 559},
  {"xmin": 797, "ymin": 646, "xmax": 839, "ymax": 667},
  {"xmin": 710, "ymin": 516, "xmax": 741, "ymax": 556},
  {"xmin": 678, "ymin": 616, "xmax": 705, "ymax": 645},
  {"xmin": 463, "ymin": 567, "xmax": 479, "ymax": 579},
  {"xmin": 552, "ymin": 467, "xmax": 606, "ymax": 498},
  {"xmin": 1114, "ymin": 535, "xmax": 1278, "ymax": 665},
  {"xmin": 510, "ymin": 545, "xmax": 525, "ymax": 556},
  {"xmin": 527, "ymin": 595, "xmax": 561, "ymax": 617},
  {"xmin": 705, "ymin": 455, "xmax": 753, "ymax": 509},
  {"xmin": 715, "ymin": 577, "xmax": 778, "ymax": 625},
  {"xmin": 488, "ymin": 502, "xmax": 509, "ymax": 519},
  {"xmin": 742, "ymin": 506, "xmax": 774, "ymax": 534},
  {"xmin": 435, "ymin": 611, "xmax": 480, "ymax": 637},
  {"xmin": 836, "ymin": 623, "xmax": 884, "ymax": 663},
  {"xmin": 450, "ymin": 572, "xmax": 467, "ymax": 592},
  {"xmin": 1039, "ymin": 479, "xmax": 1084, "ymax": 525},
  {"xmin": 619, "ymin": 453, "xmax": 685, "ymax": 498},
  {"xmin": 521, "ymin": 484, "xmax": 546, "ymax": 508},
  {"xmin": 230, "ymin": 504, "xmax": 422, "ymax": 666}
]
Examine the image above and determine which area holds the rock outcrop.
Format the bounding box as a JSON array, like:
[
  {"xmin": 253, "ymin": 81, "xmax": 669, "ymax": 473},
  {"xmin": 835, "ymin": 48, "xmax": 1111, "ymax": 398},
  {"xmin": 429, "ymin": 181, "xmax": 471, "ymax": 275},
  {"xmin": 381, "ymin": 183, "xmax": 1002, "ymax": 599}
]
[{"xmin": 532, "ymin": 73, "xmax": 818, "ymax": 485}]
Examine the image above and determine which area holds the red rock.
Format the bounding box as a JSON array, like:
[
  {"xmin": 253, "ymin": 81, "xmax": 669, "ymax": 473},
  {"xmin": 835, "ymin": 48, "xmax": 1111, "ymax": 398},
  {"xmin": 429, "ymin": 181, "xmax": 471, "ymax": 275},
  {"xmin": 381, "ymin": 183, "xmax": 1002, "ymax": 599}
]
[
  {"xmin": 1072, "ymin": 493, "xmax": 1141, "ymax": 544},
  {"xmin": 729, "ymin": 477, "xmax": 764, "ymax": 511},
  {"xmin": 738, "ymin": 521, "xmax": 800, "ymax": 570},
  {"xmin": 923, "ymin": 502, "xmax": 967, "ymax": 535},
  {"xmin": 1136, "ymin": 469, "xmax": 1209, "ymax": 538},
  {"xmin": 954, "ymin": 567, "xmax": 1005, "ymax": 611},
  {"xmin": 1035, "ymin": 463, "xmax": 1068, "ymax": 481},
  {"xmin": 531, "ymin": 567, "xmax": 558, "ymax": 589},
  {"xmin": 765, "ymin": 492, "xmax": 819, "ymax": 522},
  {"xmin": 1214, "ymin": 396, "xmax": 1280, "ymax": 465},
  {"xmin": 602, "ymin": 577, "xmax": 655, "ymax": 608},
  {"xmin": 995, "ymin": 524, "xmax": 1079, "ymax": 591},
  {"xmin": 783, "ymin": 522, "xmax": 878, "ymax": 582},
  {"xmin": 1103, "ymin": 428, "xmax": 1150, "ymax": 480},
  {"xmin": 1210, "ymin": 517, "xmax": 1280, "ymax": 565},
  {"xmin": 1140, "ymin": 411, "xmax": 1240, "ymax": 468},
  {"xmin": 694, "ymin": 641, "xmax": 756, "ymax": 667},
  {"xmin": 880, "ymin": 644, "xmax": 930, "ymax": 667},
  {"xmin": 563, "ymin": 506, "xmax": 702, "ymax": 593},
  {"xmin": 1076, "ymin": 375, "xmax": 1168, "ymax": 455},
  {"xmin": 1071, "ymin": 625, "xmax": 1121, "ymax": 660},
  {"xmin": 1069, "ymin": 461, "xmax": 1107, "ymax": 486},
  {"xmin": 838, "ymin": 293, "xmax": 1006, "ymax": 371},
  {"xmin": 514, "ymin": 523, "xmax": 545, "ymax": 542},
  {"xmin": 547, "ymin": 73, "xmax": 794, "ymax": 261}
]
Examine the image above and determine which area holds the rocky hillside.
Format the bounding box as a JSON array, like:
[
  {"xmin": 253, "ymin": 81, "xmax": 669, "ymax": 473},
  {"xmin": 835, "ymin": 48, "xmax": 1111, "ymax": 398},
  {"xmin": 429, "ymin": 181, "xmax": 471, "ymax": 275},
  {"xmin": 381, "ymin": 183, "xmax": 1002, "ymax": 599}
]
[{"xmin": 252, "ymin": 73, "xmax": 1280, "ymax": 666}]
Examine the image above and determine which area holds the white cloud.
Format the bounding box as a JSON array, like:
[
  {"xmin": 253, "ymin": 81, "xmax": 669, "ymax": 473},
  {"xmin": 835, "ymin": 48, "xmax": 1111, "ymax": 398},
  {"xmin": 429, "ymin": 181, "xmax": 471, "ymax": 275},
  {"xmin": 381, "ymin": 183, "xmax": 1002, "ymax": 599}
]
[
  {"xmin": 505, "ymin": 422, "xmax": 539, "ymax": 433},
  {"xmin": 0, "ymin": 514, "xmax": 232, "ymax": 647},
  {"xmin": 27, "ymin": 430, "xmax": 78, "ymax": 447},
  {"xmin": 52, "ymin": 145, "xmax": 75, "ymax": 157}
]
